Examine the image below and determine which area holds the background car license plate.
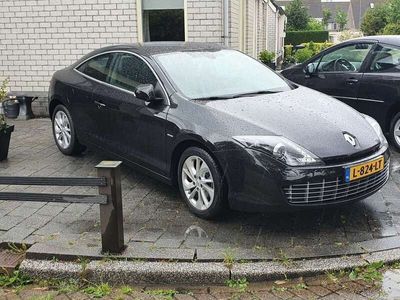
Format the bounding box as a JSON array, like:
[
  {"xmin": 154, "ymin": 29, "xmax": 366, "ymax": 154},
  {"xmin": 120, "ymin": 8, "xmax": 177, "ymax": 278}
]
[{"xmin": 345, "ymin": 156, "xmax": 384, "ymax": 182}]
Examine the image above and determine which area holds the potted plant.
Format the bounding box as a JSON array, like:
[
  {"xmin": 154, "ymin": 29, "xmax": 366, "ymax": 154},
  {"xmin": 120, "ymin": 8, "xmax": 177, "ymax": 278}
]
[
  {"xmin": 0, "ymin": 78, "xmax": 14, "ymax": 161},
  {"xmin": 258, "ymin": 50, "xmax": 276, "ymax": 70}
]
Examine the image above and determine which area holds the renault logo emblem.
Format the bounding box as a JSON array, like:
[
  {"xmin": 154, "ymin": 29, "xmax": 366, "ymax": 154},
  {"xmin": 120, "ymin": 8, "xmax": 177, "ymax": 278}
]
[{"xmin": 344, "ymin": 133, "xmax": 357, "ymax": 147}]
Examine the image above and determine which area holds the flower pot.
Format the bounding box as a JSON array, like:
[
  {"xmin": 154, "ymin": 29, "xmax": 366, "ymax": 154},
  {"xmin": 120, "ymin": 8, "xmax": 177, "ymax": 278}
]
[
  {"xmin": 4, "ymin": 100, "xmax": 19, "ymax": 119},
  {"xmin": 0, "ymin": 125, "xmax": 14, "ymax": 161}
]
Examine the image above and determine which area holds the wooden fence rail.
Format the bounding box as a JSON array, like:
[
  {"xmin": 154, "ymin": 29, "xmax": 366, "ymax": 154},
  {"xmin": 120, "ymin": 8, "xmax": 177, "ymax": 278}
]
[{"xmin": 0, "ymin": 160, "xmax": 124, "ymax": 254}]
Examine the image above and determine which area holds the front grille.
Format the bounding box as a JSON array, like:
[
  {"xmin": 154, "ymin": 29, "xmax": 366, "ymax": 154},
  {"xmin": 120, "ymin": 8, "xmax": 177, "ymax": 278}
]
[{"xmin": 284, "ymin": 161, "xmax": 389, "ymax": 205}]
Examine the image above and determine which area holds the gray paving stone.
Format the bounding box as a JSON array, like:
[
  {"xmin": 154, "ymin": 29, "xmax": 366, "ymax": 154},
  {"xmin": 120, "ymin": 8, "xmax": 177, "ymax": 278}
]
[
  {"xmin": 2, "ymin": 119, "xmax": 400, "ymax": 261},
  {"xmin": 0, "ymin": 215, "xmax": 25, "ymax": 231},
  {"xmin": 129, "ymin": 228, "xmax": 165, "ymax": 242},
  {"xmin": 1, "ymin": 224, "xmax": 37, "ymax": 242}
]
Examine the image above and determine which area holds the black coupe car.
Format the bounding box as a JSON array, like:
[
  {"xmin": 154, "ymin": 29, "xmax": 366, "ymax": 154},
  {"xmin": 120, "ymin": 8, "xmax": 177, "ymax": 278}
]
[
  {"xmin": 49, "ymin": 42, "xmax": 389, "ymax": 218},
  {"xmin": 281, "ymin": 36, "xmax": 400, "ymax": 151}
]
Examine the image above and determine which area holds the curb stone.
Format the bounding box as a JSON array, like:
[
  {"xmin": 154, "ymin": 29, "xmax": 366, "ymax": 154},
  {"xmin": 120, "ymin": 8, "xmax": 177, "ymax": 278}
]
[{"xmin": 19, "ymin": 248, "xmax": 400, "ymax": 284}]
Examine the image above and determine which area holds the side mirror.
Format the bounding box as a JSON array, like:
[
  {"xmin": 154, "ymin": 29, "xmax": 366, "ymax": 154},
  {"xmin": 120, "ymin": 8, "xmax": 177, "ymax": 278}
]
[
  {"xmin": 304, "ymin": 63, "xmax": 316, "ymax": 76},
  {"xmin": 135, "ymin": 84, "xmax": 160, "ymax": 102}
]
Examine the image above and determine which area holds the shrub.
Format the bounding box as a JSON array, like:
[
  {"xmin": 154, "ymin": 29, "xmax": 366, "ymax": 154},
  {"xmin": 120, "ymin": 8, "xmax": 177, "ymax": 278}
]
[
  {"xmin": 0, "ymin": 78, "xmax": 9, "ymax": 132},
  {"xmin": 303, "ymin": 41, "xmax": 333, "ymax": 55},
  {"xmin": 382, "ymin": 22, "xmax": 400, "ymax": 34},
  {"xmin": 258, "ymin": 50, "xmax": 275, "ymax": 64},
  {"xmin": 284, "ymin": 42, "xmax": 333, "ymax": 64},
  {"xmin": 284, "ymin": 45, "xmax": 293, "ymax": 57},
  {"xmin": 339, "ymin": 30, "xmax": 363, "ymax": 42},
  {"xmin": 294, "ymin": 48, "xmax": 314, "ymax": 63},
  {"xmin": 306, "ymin": 19, "xmax": 324, "ymax": 31},
  {"xmin": 285, "ymin": 31, "xmax": 329, "ymax": 46}
]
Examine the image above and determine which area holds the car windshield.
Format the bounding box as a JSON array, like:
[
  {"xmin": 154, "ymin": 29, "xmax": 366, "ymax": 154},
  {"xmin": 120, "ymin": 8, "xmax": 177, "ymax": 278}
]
[{"xmin": 154, "ymin": 49, "xmax": 291, "ymax": 100}]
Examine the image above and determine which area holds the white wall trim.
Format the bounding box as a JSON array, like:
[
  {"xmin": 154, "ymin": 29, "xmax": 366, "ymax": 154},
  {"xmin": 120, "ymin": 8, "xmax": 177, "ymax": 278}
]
[
  {"xmin": 184, "ymin": 0, "xmax": 188, "ymax": 41},
  {"xmin": 136, "ymin": 0, "xmax": 143, "ymax": 43},
  {"xmin": 268, "ymin": 1, "xmax": 277, "ymax": 12}
]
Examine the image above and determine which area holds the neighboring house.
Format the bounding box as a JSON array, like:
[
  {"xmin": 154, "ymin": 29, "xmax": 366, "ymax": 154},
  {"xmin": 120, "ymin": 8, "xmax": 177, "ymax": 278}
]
[
  {"xmin": 276, "ymin": 0, "xmax": 384, "ymax": 31},
  {"xmin": 0, "ymin": 0, "xmax": 286, "ymax": 105},
  {"xmin": 266, "ymin": 1, "xmax": 286, "ymax": 65},
  {"xmin": 321, "ymin": 1, "xmax": 355, "ymax": 31}
]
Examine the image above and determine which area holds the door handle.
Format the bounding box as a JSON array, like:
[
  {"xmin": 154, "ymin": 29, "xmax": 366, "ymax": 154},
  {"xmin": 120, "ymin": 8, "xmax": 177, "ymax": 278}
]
[
  {"xmin": 346, "ymin": 78, "xmax": 359, "ymax": 85},
  {"xmin": 94, "ymin": 100, "xmax": 106, "ymax": 108}
]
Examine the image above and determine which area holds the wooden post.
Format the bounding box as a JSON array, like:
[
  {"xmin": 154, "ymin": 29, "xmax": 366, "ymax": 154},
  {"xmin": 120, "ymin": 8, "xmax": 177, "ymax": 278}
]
[{"xmin": 96, "ymin": 161, "xmax": 124, "ymax": 254}]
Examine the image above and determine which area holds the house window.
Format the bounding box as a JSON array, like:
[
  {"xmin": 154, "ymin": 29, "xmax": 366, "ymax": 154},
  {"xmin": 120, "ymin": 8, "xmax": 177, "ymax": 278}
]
[{"xmin": 142, "ymin": 0, "xmax": 185, "ymax": 42}]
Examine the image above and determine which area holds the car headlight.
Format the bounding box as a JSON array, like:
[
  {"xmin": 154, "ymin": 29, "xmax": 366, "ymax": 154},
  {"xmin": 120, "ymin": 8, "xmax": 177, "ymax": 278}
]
[
  {"xmin": 233, "ymin": 136, "xmax": 323, "ymax": 166},
  {"xmin": 362, "ymin": 114, "xmax": 388, "ymax": 147}
]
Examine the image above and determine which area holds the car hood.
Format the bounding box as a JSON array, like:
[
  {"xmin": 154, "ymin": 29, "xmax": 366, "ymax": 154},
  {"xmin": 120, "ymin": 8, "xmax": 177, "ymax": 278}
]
[{"xmin": 199, "ymin": 86, "xmax": 380, "ymax": 160}]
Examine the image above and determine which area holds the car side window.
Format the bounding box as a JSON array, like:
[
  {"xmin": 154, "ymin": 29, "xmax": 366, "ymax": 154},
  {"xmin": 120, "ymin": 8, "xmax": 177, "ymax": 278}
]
[
  {"xmin": 109, "ymin": 53, "xmax": 158, "ymax": 92},
  {"xmin": 77, "ymin": 54, "xmax": 113, "ymax": 82},
  {"xmin": 368, "ymin": 44, "xmax": 400, "ymax": 73},
  {"xmin": 316, "ymin": 43, "xmax": 373, "ymax": 73}
]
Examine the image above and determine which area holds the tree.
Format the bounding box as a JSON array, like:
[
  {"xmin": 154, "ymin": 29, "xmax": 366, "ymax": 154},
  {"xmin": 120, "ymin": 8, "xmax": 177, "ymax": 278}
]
[
  {"xmin": 322, "ymin": 8, "xmax": 332, "ymax": 29},
  {"xmin": 360, "ymin": 0, "xmax": 400, "ymax": 35},
  {"xmin": 335, "ymin": 9, "xmax": 347, "ymax": 31},
  {"xmin": 286, "ymin": 0, "xmax": 309, "ymax": 31},
  {"xmin": 387, "ymin": 0, "xmax": 400, "ymax": 24},
  {"xmin": 306, "ymin": 19, "xmax": 324, "ymax": 31},
  {"xmin": 360, "ymin": 5, "xmax": 388, "ymax": 35}
]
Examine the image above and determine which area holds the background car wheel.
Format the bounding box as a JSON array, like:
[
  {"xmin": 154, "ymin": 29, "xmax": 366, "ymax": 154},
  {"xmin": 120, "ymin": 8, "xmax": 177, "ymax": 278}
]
[
  {"xmin": 390, "ymin": 112, "xmax": 400, "ymax": 152},
  {"xmin": 178, "ymin": 147, "xmax": 226, "ymax": 219},
  {"xmin": 52, "ymin": 104, "xmax": 85, "ymax": 155}
]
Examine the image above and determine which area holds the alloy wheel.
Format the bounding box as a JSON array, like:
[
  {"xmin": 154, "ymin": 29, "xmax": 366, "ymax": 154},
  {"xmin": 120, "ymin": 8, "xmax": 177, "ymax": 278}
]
[
  {"xmin": 394, "ymin": 118, "xmax": 400, "ymax": 147},
  {"xmin": 181, "ymin": 155, "xmax": 215, "ymax": 211},
  {"xmin": 54, "ymin": 110, "xmax": 71, "ymax": 149}
]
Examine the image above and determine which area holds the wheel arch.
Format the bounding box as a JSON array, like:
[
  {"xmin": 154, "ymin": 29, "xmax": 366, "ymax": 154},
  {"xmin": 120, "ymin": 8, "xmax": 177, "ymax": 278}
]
[
  {"xmin": 386, "ymin": 104, "xmax": 400, "ymax": 134},
  {"xmin": 49, "ymin": 98, "xmax": 66, "ymax": 119},
  {"xmin": 169, "ymin": 138, "xmax": 225, "ymax": 187}
]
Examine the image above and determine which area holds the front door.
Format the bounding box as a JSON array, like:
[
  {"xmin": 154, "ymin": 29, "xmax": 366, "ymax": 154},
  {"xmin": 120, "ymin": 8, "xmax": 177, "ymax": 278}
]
[
  {"xmin": 92, "ymin": 52, "xmax": 169, "ymax": 176},
  {"xmin": 304, "ymin": 43, "xmax": 374, "ymax": 109}
]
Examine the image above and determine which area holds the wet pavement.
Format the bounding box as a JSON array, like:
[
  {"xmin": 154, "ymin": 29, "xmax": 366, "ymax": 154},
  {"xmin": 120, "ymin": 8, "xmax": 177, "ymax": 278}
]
[{"xmin": 1, "ymin": 119, "xmax": 400, "ymax": 260}]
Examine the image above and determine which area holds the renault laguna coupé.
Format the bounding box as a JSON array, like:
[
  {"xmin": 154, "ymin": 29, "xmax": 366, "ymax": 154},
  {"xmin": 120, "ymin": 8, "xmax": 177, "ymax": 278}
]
[{"xmin": 49, "ymin": 42, "xmax": 390, "ymax": 218}]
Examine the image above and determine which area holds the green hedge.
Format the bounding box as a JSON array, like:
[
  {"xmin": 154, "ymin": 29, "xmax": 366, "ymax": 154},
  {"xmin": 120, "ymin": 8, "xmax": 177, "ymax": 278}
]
[{"xmin": 285, "ymin": 31, "xmax": 329, "ymax": 45}]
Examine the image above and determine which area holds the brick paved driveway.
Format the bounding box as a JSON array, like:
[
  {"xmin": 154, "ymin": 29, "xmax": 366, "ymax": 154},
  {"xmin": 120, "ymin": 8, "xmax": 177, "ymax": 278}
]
[{"xmin": 1, "ymin": 119, "xmax": 400, "ymax": 260}]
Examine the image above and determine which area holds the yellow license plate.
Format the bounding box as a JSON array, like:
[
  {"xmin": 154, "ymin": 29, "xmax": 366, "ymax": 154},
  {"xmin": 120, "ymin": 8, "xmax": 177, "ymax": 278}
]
[{"xmin": 345, "ymin": 156, "xmax": 384, "ymax": 182}]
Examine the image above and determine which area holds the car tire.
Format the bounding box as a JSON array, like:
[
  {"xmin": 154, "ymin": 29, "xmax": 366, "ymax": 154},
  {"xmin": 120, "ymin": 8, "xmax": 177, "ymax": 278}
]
[
  {"xmin": 178, "ymin": 147, "xmax": 226, "ymax": 219},
  {"xmin": 52, "ymin": 104, "xmax": 85, "ymax": 155},
  {"xmin": 390, "ymin": 112, "xmax": 400, "ymax": 152}
]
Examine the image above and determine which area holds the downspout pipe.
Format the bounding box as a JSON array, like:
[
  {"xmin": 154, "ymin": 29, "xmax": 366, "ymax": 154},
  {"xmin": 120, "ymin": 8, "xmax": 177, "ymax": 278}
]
[{"xmin": 223, "ymin": 0, "xmax": 229, "ymax": 46}]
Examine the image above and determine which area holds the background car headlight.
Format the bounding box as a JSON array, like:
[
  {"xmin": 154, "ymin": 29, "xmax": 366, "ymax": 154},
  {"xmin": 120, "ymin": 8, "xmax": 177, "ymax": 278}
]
[
  {"xmin": 362, "ymin": 114, "xmax": 388, "ymax": 147},
  {"xmin": 233, "ymin": 136, "xmax": 323, "ymax": 166}
]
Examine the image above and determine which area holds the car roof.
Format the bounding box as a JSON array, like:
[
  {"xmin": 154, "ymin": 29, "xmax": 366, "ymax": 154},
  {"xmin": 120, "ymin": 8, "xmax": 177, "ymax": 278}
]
[
  {"xmin": 349, "ymin": 35, "xmax": 400, "ymax": 45},
  {"xmin": 87, "ymin": 42, "xmax": 227, "ymax": 57}
]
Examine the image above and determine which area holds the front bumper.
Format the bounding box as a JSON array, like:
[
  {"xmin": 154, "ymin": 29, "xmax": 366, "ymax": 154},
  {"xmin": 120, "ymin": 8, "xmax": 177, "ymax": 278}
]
[{"xmin": 216, "ymin": 145, "xmax": 390, "ymax": 212}]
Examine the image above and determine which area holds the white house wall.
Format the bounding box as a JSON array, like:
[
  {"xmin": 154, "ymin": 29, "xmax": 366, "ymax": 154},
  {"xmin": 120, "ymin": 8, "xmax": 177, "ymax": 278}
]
[
  {"xmin": 186, "ymin": 0, "xmax": 223, "ymax": 43},
  {"xmin": 0, "ymin": 0, "xmax": 284, "ymax": 93},
  {"xmin": 0, "ymin": 0, "xmax": 138, "ymax": 92}
]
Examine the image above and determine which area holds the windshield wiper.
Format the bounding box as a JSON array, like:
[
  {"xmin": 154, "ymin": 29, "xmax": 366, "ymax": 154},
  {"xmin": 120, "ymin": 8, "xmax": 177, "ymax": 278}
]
[
  {"xmin": 193, "ymin": 90, "xmax": 282, "ymax": 101},
  {"xmin": 193, "ymin": 95, "xmax": 233, "ymax": 101},
  {"xmin": 230, "ymin": 90, "xmax": 281, "ymax": 98}
]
